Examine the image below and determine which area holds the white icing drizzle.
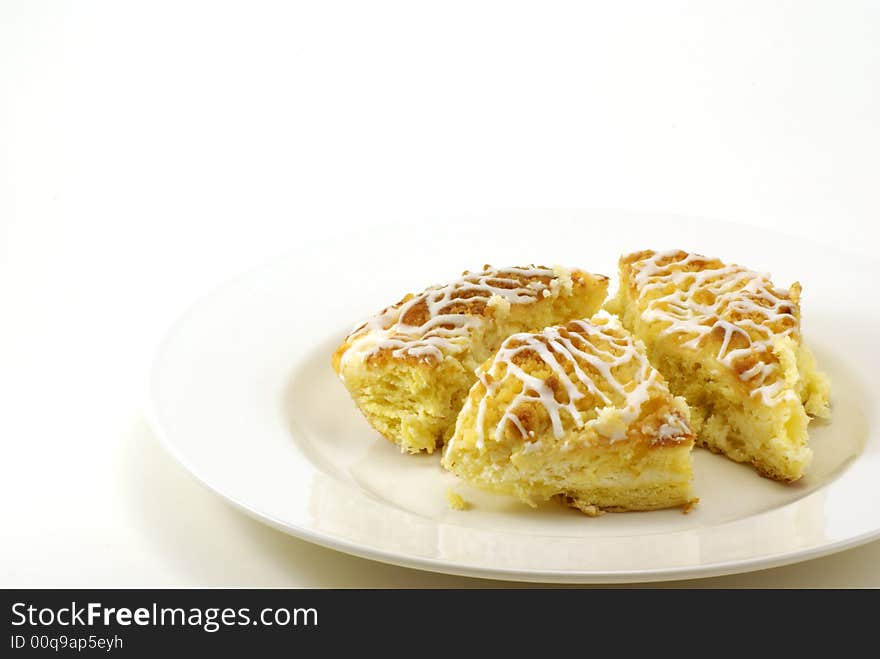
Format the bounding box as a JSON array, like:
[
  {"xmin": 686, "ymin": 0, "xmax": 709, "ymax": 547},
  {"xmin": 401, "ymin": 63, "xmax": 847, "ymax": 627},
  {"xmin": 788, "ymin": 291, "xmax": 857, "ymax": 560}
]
[
  {"xmin": 471, "ymin": 312, "xmax": 683, "ymax": 448},
  {"xmin": 628, "ymin": 250, "xmax": 799, "ymax": 406},
  {"xmin": 339, "ymin": 265, "xmax": 564, "ymax": 368}
]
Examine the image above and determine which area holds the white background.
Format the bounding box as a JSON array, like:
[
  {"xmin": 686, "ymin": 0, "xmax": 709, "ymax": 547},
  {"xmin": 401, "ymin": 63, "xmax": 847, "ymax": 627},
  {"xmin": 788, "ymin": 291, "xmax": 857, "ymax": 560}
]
[{"xmin": 2, "ymin": 0, "xmax": 878, "ymax": 586}]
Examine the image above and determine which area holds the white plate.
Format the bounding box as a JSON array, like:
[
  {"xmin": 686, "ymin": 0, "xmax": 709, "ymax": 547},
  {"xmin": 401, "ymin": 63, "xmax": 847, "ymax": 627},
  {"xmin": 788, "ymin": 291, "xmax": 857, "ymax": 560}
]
[{"xmin": 148, "ymin": 210, "xmax": 880, "ymax": 583}]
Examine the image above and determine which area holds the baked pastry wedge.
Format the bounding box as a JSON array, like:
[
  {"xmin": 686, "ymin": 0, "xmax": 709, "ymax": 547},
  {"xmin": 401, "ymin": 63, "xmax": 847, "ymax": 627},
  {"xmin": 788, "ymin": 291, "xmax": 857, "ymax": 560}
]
[
  {"xmin": 332, "ymin": 265, "xmax": 608, "ymax": 453},
  {"xmin": 608, "ymin": 249, "xmax": 830, "ymax": 482},
  {"xmin": 441, "ymin": 312, "xmax": 696, "ymax": 514}
]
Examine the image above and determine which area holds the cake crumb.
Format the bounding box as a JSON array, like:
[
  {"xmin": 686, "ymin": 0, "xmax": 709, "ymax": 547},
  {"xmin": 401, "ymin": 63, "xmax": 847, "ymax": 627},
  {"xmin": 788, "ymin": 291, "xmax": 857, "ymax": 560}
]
[
  {"xmin": 446, "ymin": 488, "xmax": 471, "ymax": 511},
  {"xmin": 681, "ymin": 498, "xmax": 700, "ymax": 514}
]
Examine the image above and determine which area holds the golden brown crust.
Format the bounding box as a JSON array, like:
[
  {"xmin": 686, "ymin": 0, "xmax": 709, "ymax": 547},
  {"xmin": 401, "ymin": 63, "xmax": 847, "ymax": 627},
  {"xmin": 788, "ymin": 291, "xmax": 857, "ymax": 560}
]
[
  {"xmin": 334, "ymin": 265, "xmax": 608, "ymax": 370},
  {"xmin": 461, "ymin": 314, "xmax": 694, "ymax": 448},
  {"xmin": 554, "ymin": 493, "xmax": 699, "ymax": 515},
  {"xmin": 617, "ymin": 249, "xmax": 802, "ymax": 404}
]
